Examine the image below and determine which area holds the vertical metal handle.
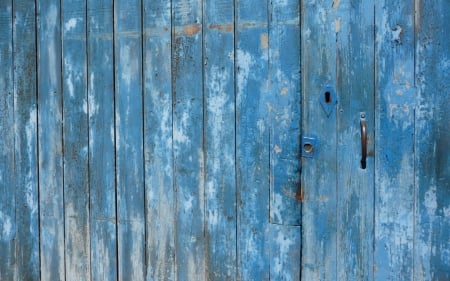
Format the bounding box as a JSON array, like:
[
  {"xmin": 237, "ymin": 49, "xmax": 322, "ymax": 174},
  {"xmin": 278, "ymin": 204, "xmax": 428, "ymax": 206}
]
[{"xmin": 360, "ymin": 115, "xmax": 367, "ymax": 169}]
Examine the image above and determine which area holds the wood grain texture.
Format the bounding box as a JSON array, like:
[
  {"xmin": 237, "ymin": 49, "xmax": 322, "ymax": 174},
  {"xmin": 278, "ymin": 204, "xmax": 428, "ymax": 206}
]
[
  {"xmin": 203, "ymin": 0, "xmax": 236, "ymax": 280},
  {"xmin": 114, "ymin": 0, "xmax": 145, "ymax": 280},
  {"xmin": 87, "ymin": 0, "xmax": 117, "ymax": 280},
  {"xmin": 172, "ymin": 0, "xmax": 206, "ymax": 279},
  {"xmin": 268, "ymin": 0, "xmax": 301, "ymax": 226},
  {"xmin": 414, "ymin": 1, "xmax": 450, "ymax": 279},
  {"xmin": 37, "ymin": 0, "xmax": 66, "ymax": 280},
  {"xmin": 62, "ymin": 0, "xmax": 91, "ymax": 279},
  {"xmin": 0, "ymin": 2, "xmax": 15, "ymax": 280},
  {"xmin": 143, "ymin": 0, "xmax": 175, "ymax": 280},
  {"xmin": 13, "ymin": 1, "xmax": 40, "ymax": 280},
  {"xmin": 374, "ymin": 1, "xmax": 416, "ymax": 280},
  {"xmin": 301, "ymin": 0, "xmax": 338, "ymax": 279},
  {"xmin": 235, "ymin": 0, "xmax": 271, "ymax": 279},
  {"xmin": 335, "ymin": 0, "xmax": 374, "ymax": 280}
]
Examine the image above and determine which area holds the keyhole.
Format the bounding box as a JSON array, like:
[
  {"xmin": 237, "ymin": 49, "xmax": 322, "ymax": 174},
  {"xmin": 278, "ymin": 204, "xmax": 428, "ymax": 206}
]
[
  {"xmin": 325, "ymin": 91, "xmax": 331, "ymax": 103},
  {"xmin": 303, "ymin": 143, "xmax": 314, "ymax": 153}
]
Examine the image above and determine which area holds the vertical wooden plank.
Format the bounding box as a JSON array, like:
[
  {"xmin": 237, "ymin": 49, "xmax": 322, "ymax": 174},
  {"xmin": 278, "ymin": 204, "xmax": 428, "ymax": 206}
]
[
  {"xmin": 88, "ymin": 0, "xmax": 117, "ymax": 280},
  {"xmin": 114, "ymin": 0, "xmax": 145, "ymax": 279},
  {"xmin": 143, "ymin": 1, "xmax": 175, "ymax": 280},
  {"xmin": 203, "ymin": 0, "xmax": 236, "ymax": 280},
  {"xmin": 172, "ymin": 0, "xmax": 205, "ymax": 279},
  {"xmin": 374, "ymin": 1, "xmax": 415, "ymax": 280},
  {"xmin": 267, "ymin": 1, "xmax": 302, "ymax": 279},
  {"xmin": 235, "ymin": 0, "xmax": 270, "ymax": 279},
  {"xmin": 335, "ymin": 1, "xmax": 374, "ymax": 280},
  {"xmin": 37, "ymin": 0, "xmax": 66, "ymax": 279},
  {"xmin": 414, "ymin": 1, "xmax": 450, "ymax": 279},
  {"xmin": 0, "ymin": 2, "xmax": 15, "ymax": 280},
  {"xmin": 301, "ymin": 0, "xmax": 338, "ymax": 279},
  {"xmin": 61, "ymin": 0, "xmax": 90, "ymax": 279},
  {"xmin": 13, "ymin": 1, "xmax": 40, "ymax": 280},
  {"xmin": 268, "ymin": 0, "xmax": 301, "ymax": 227}
]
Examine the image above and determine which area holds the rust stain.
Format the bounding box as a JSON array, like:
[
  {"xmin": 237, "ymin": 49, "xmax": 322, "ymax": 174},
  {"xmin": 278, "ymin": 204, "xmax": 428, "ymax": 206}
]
[
  {"xmin": 183, "ymin": 24, "xmax": 201, "ymax": 36},
  {"xmin": 260, "ymin": 33, "xmax": 268, "ymax": 50},
  {"xmin": 295, "ymin": 185, "xmax": 304, "ymax": 201},
  {"xmin": 208, "ymin": 23, "xmax": 233, "ymax": 32}
]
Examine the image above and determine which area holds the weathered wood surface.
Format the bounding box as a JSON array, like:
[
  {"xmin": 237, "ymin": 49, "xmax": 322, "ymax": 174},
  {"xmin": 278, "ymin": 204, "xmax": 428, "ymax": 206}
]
[
  {"xmin": 0, "ymin": 2, "xmax": 15, "ymax": 280},
  {"xmin": 301, "ymin": 0, "xmax": 338, "ymax": 279},
  {"xmin": 1, "ymin": 1, "xmax": 449, "ymax": 281},
  {"xmin": 374, "ymin": 1, "xmax": 416, "ymax": 280},
  {"xmin": 37, "ymin": 1, "xmax": 66, "ymax": 280},
  {"xmin": 13, "ymin": 1, "xmax": 40, "ymax": 280},
  {"xmin": 88, "ymin": 0, "xmax": 117, "ymax": 280},
  {"xmin": 414, "ymin": 0, "xmax": 450, "ymax": 279}
]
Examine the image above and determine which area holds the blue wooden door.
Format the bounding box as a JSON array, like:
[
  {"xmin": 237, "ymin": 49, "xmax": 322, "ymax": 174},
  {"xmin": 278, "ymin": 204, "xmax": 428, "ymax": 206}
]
[
  {"xmin": 1, "ymin": 0, "xmax": 449, "ymax": 280},
  {"xmin": 0, "ymin": 0, "xmax": 301, "ymax": 280},
  {"xmin": 301, "ymin": 0, "xmax": 450, "ymax": 280}
]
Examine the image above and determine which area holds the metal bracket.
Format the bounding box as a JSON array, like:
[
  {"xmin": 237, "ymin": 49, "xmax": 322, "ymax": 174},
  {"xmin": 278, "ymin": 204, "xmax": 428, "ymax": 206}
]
[
  {"xmin": 319, "ymin": 85, "xmax": 337, "ymax": 117},
  {"xmin": 301, "ymin": 136, "xmax": 318, "ymax": 158}
]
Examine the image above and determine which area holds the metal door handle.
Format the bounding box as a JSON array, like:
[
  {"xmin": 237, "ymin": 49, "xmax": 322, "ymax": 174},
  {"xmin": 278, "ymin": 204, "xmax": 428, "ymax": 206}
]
[{"xmin": 360, "ymin": 115, "xmax": 367, "ymax": 169}]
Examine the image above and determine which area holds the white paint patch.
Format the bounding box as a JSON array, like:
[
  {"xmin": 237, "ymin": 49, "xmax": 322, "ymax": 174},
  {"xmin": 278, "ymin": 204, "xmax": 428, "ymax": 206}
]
[
  {"xmin": 120, "ymin": 44, "xmax": 139, "ymax": 88},
  {"xmin": 173, "ymin": 111, "xmax": 190, "ymax": 144},
  {"xmin": 273, "ymin": 231, "xmax": 295, "ymax": 275},
  {"xmin": 184, "ymin": 194, "xmax": 194, "ymax": 212},
  {"xmin": 0, "ymin": 211, "xmax": 13, "ymax": 239},
  {"xmin": 443, "ymin": 205, "xmax": 450, "ymax": 217},
  {"xmin": 47, "ymin": 5, "xmax": 58, "ymax": 86},
  {"xmin": 88, "ymin": 73, "xmax": 99, "ymax": 116},
  {"xmin": 424, "ymin": 186, "xmax": 437, "ymax": 216},
  {"xmin": 65, "ymin": 18, "xmax": 81, "ymax": 32},
  {"xmin": 236, "ymin": 50, "xmax": 253, "ymax": 94}
]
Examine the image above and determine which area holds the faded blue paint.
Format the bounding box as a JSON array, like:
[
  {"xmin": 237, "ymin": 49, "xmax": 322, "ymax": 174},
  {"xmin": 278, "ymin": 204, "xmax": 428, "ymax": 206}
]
[
  {"xmin": 0, "ymin": 2, "xmax": 15, "ymax": 280},
  {"xmin": 13, "ymin": 1, "xmax": 40, "ymax": 280},
  {"xmin": 114, "ymin": 0, "xmax": 145, "ymax": 280},
  {"xmin": 268, "ymin": 0, "xmax": 301, "ymax": 226},
  {"xmin": 375, "ymin": 1, "xmax": 416, "ymax": 280},
  {"xmin": 235, "ymin": 0, "xmax": 271, "ymax": 279},
  {"xmin": 143, "ymin": 0, "xmax": 175, "ymax": 280},
  {"xmin": 1, "ymin": 1, "xmax": 448, "ymax": 281},
  {"xmin": 37, "ymin": 0, "xmax": 66, "ymax": 280},
  {"xmin": 62, "ymin": 0, "xmax": 91, "ymax": 279},
  {"xmin": 301, "ymin": 0, "xmax": 338, "ymax": 279},
  {"xmin": 414, "ymin": 0, "xmax": 450, "ymax": 279},
  {"xmin": 88, "ymin": 0, "xmax": 117, "ymax": 280},
  {"xmin": 204, "ymin": 0, "xmax": 237, "ymax": 280},
  {"xmin": 172, "ymin": 0, "xmax": 206, "ymax": 279}
]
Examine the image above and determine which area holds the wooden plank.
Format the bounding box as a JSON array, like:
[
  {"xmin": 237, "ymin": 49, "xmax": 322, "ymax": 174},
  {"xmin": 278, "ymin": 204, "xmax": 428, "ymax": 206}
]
[
  {"xmin": 203, "ymin": 0, "xmax": 236, "ymax": 280},
  {"xmin": 268, "ymin": 0, "xmax": 301, "ymax": 226},
  {"xmin": 335, "ymin": 1, "xmax": 374, "ymax": 280},
  {"xmin": 87, "ymin": 0, "xmax": 117, "ymax": 280},
  {"xmin": 374, "ymin": 1, "xmax": 415, "ymax": 280},
  {"xmin": 61, "ymin": 0, "xmax": 90, "ymax": 279},
  {"xmin": 235, "ymin": 0, "xmax": 270, "ymax": 279},
  {"xmin": 114, "ymin": 0, "xmax": 145, "ymax": 280},
  {"xmin": 142, "ymin": 0, "xmax": 175, "ymax": 280},
  {"xmin": 37, "ymin": 0, "xmax": 66, "ymax": 280},
  {"xmin": 12, "ymin": 1, "xmax": 40, "ymax": 280},
  {"xmin": 300, "ymin": 0, "xmax": 338, "ymax": 279},
  {"xmin": 0, "ymin": 2, "xmax": 15, "ymax": 280},
  {"xmin": 414, "ymin": 1, "xmax": 450, "ymax": 279},
  {"xmin": 172, "ymin": 0, "xmax": 205, "ymax": 279}
]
